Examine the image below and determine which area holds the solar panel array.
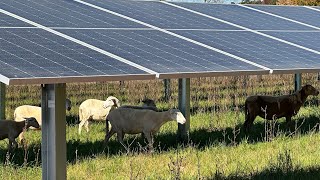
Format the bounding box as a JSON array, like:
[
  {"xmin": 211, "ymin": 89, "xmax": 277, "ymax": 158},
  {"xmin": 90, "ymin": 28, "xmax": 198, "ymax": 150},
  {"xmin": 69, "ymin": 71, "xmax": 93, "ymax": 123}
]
[{"xmin": 0, "ymin": 0, "xmax": 320, "ymax": 85}]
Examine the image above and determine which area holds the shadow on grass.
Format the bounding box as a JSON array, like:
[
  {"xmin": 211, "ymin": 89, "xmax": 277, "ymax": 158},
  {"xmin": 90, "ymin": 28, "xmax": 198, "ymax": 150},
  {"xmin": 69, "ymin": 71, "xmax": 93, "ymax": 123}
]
[
  {"xmin": 0, "ymin": 113, "xmax": 319, "ymax": 166},
  {"xmin": 66, "ymin": 113, "xmax": 320, "ymax": 163},
  {"xmin": 208, "ymin": 166, "xmax": 320, "ymax": 180}
]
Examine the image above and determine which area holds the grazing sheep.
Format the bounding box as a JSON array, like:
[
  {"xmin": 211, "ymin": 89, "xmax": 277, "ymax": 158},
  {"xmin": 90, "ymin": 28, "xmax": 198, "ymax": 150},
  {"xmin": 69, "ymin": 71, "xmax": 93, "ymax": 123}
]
[
  {"xmin": 0, "ymin": 117, "xmax": 40, "ymax": 150},
  {"xmin": 244, "ymin": 84, "xmax": 319, "ymax": 132},
  {"xmin": 104, "ymin": 108, "xmax": 186, "ymax": 152},
  {"xmin": 120, "ymin": 98, "xmax": 158, "ymax": 111},
  {"xmin": 78, "ymin": 96, "xmax": 120, "ymax": 134},
  {"xmin": 14, "ymin": 99, "xmax": 72, "ymax": 142}
]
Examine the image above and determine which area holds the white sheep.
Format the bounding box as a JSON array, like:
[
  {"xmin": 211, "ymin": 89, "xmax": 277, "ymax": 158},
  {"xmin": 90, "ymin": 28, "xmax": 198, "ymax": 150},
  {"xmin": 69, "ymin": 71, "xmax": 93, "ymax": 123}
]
[
  {"xmin": 0, "ymin": 117, "xmax": 40, "ymax": 150},
  {"xmin": 104, "ymin": 108, "xmax": 186, "ymax": 152},
  {"xmin": 14, "ymin": 98, "xmax": 72, "ymax": 142},
  {"xmin": 78, "ymin": 96, "xmax": 120, "ymax": 134}
]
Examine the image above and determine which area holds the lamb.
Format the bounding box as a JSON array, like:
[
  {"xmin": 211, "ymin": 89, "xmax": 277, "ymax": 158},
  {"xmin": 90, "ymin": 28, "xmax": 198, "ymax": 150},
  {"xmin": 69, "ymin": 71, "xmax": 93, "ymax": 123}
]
[
  {"xmin": 78, "ymin": 96, "xmax": 120, "ymax": 134},
  {"xmin": 0, "ymin": 117, "xmax": 40, "ymax": 150},
  {"xmin": 104, "ymin": 108, "xmax": 186, "ymax": 152},
  {"xmin": 244, "ymin": 84, "xmax": 319, "ymax": 132},
  {"xmin": 14, "ymin": 98, "xmax": 72, "ymax": 142}
]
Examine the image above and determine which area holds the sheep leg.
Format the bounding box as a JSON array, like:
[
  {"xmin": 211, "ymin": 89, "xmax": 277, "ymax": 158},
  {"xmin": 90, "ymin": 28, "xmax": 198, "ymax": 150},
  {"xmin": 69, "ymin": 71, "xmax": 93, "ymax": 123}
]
[
  {"xmin": 285, "ymin": 116, "xmax": 294, "ymax": 131},
  {"xmin": 78, "ymin": 119, "xmax": 87, "ymax": 134},
  {"xmin": 84, "ymin": 120, "xmax": 89, "ymax": 132},
  {"xmin": 18, "ymin": 132, "xmax": 25, "ymax": 145},
  {"xmin": 117, "ymin": 132, "xmax": 128, "ymax": 152},
  {"xmin": 104, "ymin": 127, "xmax": 116, "ymax": 145},
  {"xmin": 244, "ymin": 112, "xmax": 256, "ymax": 133},
  {"xmin": 143, "ymin": 131, "xmax": 154, "ymax": 153},
  {"xmin": 8, "ymin": 138, "xmax": 17, "ymax": 151}
]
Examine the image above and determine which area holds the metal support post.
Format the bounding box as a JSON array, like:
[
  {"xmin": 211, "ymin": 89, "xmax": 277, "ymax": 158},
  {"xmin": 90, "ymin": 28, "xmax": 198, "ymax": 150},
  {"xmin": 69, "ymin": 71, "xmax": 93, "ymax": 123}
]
[
  {"xmin": 41, "ymin": 84, "xmax": 66, "ymax": 180},
  {"xmin": 294, "ymin": 73, "xmax": 302, "ymax": 92},
  {"xmin": 0, "ymin": 83, "xmax": 5, "ymax": 119},
  {"xmin": 164, "ymin": 79, "xmax": 171, "ymax": 102},
  {"xmin": 178, "ymin": 78, "xmax": 190, "ymax": 142}
]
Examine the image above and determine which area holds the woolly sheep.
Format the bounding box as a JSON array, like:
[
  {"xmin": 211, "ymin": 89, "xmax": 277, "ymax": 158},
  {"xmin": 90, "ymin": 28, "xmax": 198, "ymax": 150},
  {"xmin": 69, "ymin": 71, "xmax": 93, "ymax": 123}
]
[
  {"xmin": 14, "ymin": 99, "xmax": 72, "ymax": 142},
  {"xmin": 78, "ymin": 96, "xmax": 120, "ymax": 134},
  {"xmin": 244, "ymin": 84, "xmax": 319, "ymax": 132},
  {"xmin": 0, "ymin": 117, "xmax": 40, "ymax": 150},
  {"xmin": 104, "ymin": 108, "xmax": 186, "ymax": 152}
]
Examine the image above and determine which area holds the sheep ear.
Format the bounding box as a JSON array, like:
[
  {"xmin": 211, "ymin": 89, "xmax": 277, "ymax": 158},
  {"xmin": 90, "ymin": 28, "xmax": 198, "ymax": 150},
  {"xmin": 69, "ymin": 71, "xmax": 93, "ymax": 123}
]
[{"xmin": 111, "ymin": 99, "xmax": 120, "ymax": 107}]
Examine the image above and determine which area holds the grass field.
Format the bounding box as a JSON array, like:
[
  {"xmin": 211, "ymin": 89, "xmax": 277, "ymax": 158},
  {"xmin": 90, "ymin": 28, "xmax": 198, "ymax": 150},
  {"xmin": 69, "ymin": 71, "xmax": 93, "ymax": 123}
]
[{"xmin": 0, "ymin": 74, "xmax": 320, "ymax": 179}]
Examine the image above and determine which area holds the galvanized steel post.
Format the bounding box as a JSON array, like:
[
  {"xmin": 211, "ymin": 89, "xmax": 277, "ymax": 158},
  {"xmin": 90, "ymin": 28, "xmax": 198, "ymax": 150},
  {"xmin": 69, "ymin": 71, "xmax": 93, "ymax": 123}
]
[
  {"xmin": 178, "ymin": 78, "xmax": 190, "ymax": 142},
  {"xmin": 294, "ymin": 73, "xmax": 302, "ymax": 92},
  {"xmin": 41, "ymin": 84, "xmax": 66, "ymax": 180},
  {"xmin": 0, "ymin": 83, "xmax": 5, "ymax": 119}
]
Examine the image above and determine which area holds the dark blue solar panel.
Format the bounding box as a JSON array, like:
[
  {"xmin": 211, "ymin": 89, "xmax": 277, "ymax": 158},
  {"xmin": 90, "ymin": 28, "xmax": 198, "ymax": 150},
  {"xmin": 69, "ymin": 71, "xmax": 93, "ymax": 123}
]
[
  {"xmin": 263, "ymin": 31, "xmax": 320, "ymax": 52},
  {"xmin": 79, "ymin": 0, "xmax": 239, "ymax": 30},
  {"xmin": 174, "ymin": 3, "xmax": 314, "ymax": 30},
  {"xmin": 58, "ymin": 29, "xmax": 264, "ymax": 73},
  {"xmin": 0, "ymin": 29, "xmax": 148, "ymax": 79},
  {"xmin": 173, "ymin": 30, "xmax": 320, "ymax": 70},
  {"xmin": 247, "ymin": 5, "xmax": 320, "ymax": 29},
  {"xmin": 0, "ymin": 0, "xmax": 144, "ymax": 28},
  {"xmin": 0, "ymin": 13, "xmax": 32, "ymax": 27}
]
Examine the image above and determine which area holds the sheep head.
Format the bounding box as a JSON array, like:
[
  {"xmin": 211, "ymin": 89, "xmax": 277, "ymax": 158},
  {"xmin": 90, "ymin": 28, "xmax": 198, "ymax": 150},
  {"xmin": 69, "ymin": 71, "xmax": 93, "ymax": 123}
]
[
  {"xmin": 302, "ymin": 84, "xmax": 319, "ymax": 96},
  {"xmin": 142, "ymin": 98, "xmax": 156, "ymax": 108},
  {"xmin": 66, "ymin": 98, "xmax": 72, "ymax": 111},
  {"xmin": 24, "ymin": 117, "xmax": 40, "ymax": 129},
  {"xmin": 168, "ymin": 109, "xmax": 186, "ymax": 124},
  {"xmin": 103, "ymin": 96, "xmax": 120, "ymax": 109}
]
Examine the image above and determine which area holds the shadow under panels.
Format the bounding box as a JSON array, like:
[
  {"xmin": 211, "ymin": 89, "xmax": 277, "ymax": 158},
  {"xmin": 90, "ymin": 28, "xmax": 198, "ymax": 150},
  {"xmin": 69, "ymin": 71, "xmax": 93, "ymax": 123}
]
[{"xmin": 0, "ymin": 28, "xmax": 154, "ymax": 85}]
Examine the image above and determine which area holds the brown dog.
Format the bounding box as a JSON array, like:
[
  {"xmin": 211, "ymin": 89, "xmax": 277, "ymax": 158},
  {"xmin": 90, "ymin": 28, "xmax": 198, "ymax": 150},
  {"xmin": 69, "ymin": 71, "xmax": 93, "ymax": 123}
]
[{"xmin": 244, "ymin": 84, "xmax": 319, "ymax": 132}]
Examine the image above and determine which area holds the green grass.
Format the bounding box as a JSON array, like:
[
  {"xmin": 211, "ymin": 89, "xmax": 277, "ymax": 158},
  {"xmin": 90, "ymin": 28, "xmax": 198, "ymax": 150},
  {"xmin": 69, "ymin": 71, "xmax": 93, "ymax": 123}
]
[{"xmin": 0, "ymin": 106, "xmax": 320, "ymax": 179}]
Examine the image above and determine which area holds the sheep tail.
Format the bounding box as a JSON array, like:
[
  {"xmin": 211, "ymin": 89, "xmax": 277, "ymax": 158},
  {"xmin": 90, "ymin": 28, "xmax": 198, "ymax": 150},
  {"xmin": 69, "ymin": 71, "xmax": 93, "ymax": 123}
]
[{"xmin": 105, "ymin": 118, "xmax": 109, "ymax": 134}]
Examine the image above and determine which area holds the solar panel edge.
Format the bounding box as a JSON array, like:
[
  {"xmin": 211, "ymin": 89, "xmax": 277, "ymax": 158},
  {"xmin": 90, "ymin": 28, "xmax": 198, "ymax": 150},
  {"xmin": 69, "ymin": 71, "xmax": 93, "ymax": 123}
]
[
  {"xmin": 7, "ymin": 74, "xmax": 156, "ymax": 85},
  {"xmin": 158, "ymin": 69, "xmax": 270, "ymax": 79},
  {"xmin": 0, "ymin": 74, "xmax": 10, "ymax": 85}
]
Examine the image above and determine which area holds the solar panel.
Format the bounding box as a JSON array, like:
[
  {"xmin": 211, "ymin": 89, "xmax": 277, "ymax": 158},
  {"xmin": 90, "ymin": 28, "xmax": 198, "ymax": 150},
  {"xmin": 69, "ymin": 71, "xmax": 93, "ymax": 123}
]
[
  {"xmin": 69, "ymin": 0, "xmax": 239, "ymax": 30},
  {"xmin": 1, "ymin": 0, "xmax": 320, "ymax": 84},
  {"xmin": 0, "ymin": 0, "xmax": 145, "ymax": 28},
  {"xmin": 172, "ymin": 3, "xmax": 314, "ymax": 30},
  {"xmin": 172, "ymin": 30, "xmax": 320, "ymax": 71},
  {"xmin": 263, "ymin": 31, "xmax": 320, "ymax": 52},
  {"xmin": 0, "ymin": 28, "xmax": 154, "ymax": 84},
  {"xmin": 246, "ymin": 5, "xmax": 320, "ymax": 29},
  {"xmin": 58, "ymin": 29, "xmax": 267, "ymax": 77},
  {"xmin": 0, "ymin": 13, "xmax": 32, "ymax": 27}
]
